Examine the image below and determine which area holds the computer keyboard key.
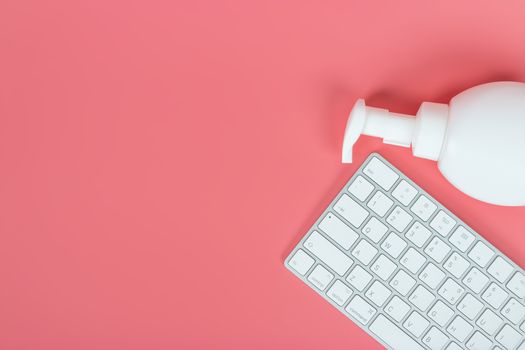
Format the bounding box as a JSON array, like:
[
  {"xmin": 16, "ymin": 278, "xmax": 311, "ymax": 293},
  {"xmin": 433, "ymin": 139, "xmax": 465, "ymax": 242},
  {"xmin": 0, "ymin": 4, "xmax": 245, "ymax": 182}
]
[
  {"xmin": 361, "ymin": 217, "xmax": 388, "ymax": 243},
  {"xmin": 392, "ymin": 180, "xmax": 418, "ymax": 206},
  {"xmin": 405, "ymin": 221, "xmax": 432, "ymax": 248},
  {"xmin": 445, "ymin": 343, "xmax": 463, "ymax": 350},
  {"xmin": 390, "ymin": 270, "xmax": 416, "ymax": 296},
  {"xmin": 457, "ymin": 293, "xmax": 484, "ymax": 320},
  {"xmin": 327, "ymin": 280, "xmax": 353, "ymax": 306},
  {"xmin": 367, "ymin": 191, "xmax": 394, "ymax": 217},
  {"xmin": 438, "ymin": 278, "xmax": 464, "ymax": 305},
  {"xmin": 348, "ymin": 175, "xmax": 374, "ymax": 201},
  {"xmin": 502, "ymin": 298, "xmax": 525, "ymax": 325},
  {"xmin": 351, "ymin": 239, "xmax": 378, "ymax": 265},
  {"xmin": 409, "ymin": 285, "xmax": 435, "ymax": 311},
  {"xmin": 385, "ymin": 295, "xmax": 411, "ymax": 322},
  {"xmin": 346, "ymin": 265, "xmax": 372, "ymax": 292},
  {"xmin": 365, "ymin": 280, "xmax": 391, "ymax": 307},
  {"xmin": 386, "ymin": 206, "xmax": 412, "ymax": 232},
  {"xmin": 404, "ymin": 311, "xmax": 430, "ymax": 337},
  {"xmin": 422, "ymin": 327, "xmax": 449, "ymax": 350},
  {"xmin": 507, "ymin": 272, "xmax": 525, "ymax": 298},
  {"xmin": 333, "ymin": 194, "xmax": 369, "ymax": 228},
  {"xmin": 487, "ymin": 256, "xmax": 514, "ymax": 283},
  {"xmin": 447, "ymin": 315, "xmax": 473, "ymax": 342},
  {"xmin": 307, "ymin": 265, "xmax": 334, "ymax": 291},
  {"xmin": 466, "ymin": 331, "xmax": 491, "ymax": 350},
  {"xmin": 424, "ymin": 236, "xmax": 451, "ymax": 263},
  {"xmin": 370, "ymin": 254, "xmax": 397, "ymax": 281},
  {"xmin": 428, "ymin": 300, "xmax": 454, "ymax": 326},
  {"xmin": 463, "ymin": 267, "xmax": 489, "ymax": 294},
  {"xmin": 468, "ymin": 241, "xmax": 495, "ymax": 268},
  {"xmin": 363, "ymin": 157, "xmax": 399, "ymax": 191},
  {"xmin": 304, "ymin": 231, "xmax": 353, "ymax": 275},
  {"xmin": 318, "ymin": 213, "xmax": 359, "ymax": 250},
  {"xmin": 288, "ymin": 249, "xmax": 314, "ymax": 275},
  {"xmin": 481, "ymin": 282, "xmax": 508, "ymax": 309},
  {"xmin": 495, "ymin": 324, "xmax": 522, "ymax": 350},
  {"xmin": 430, "ymin": 210, "xmax": 456, "ymax": 237},
  {"xmin": 449, "ymin": 226, "xmax": 475, "ymax": 253},
  {"xmin": 476, "ymin": 309, "xmax": 503, "ymax": 335},
  {"xmin": 444, "ymin": 252, "xmax": 470, "ymax": 278},
  {"xmin": 345, "ymin": 295, "xmax": 376, "ymax": 325},
  {"xmin": 370, "ymin": 314, "xmax": 425, "ymax": 350},
  {"xmin": 400, "ymin": 247, "xmax": 426, "ymax": 274},
  {"xmin": 410, "ymin": 195, "xmax": 437, "ymax": 221},
  {"xmin": 381, "ymin": 232, "xmax": 407, "ymax": 259},
  {"xmin": 419, "ymin": 263, "xmax": 446, "ymax": 289}
]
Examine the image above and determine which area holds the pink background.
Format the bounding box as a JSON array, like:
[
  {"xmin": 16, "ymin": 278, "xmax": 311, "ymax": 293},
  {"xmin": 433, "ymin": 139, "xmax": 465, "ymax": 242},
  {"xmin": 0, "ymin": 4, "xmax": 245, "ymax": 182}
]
[{"xmin": 1, "ymin": 1, "xmax": 525, "ymax": 349}]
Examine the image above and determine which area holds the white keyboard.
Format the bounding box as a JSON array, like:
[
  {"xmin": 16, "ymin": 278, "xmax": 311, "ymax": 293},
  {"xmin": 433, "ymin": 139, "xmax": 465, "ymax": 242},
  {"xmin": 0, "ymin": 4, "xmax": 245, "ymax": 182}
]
[{"xmin": 285, "ymin": 153, "xmax": 525, "ymax": 350}]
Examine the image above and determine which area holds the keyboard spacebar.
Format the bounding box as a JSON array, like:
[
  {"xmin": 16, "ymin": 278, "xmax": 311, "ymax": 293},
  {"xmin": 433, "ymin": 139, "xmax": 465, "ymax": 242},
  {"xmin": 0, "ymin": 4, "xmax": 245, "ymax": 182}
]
[{"xmin": 370, "ymin": 315, "xmax": 424, "ymax": 350}]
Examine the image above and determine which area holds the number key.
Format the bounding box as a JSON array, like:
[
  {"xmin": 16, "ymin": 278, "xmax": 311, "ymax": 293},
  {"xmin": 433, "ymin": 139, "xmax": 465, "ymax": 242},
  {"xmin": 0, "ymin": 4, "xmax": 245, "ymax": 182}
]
[
  {"xmin": 462, "ymin": 268, "xmax": 489, "ymax": 294},
  {"xmin": 444, "ymin": 252, "xmax": 470, "ymax": 278},
  {"xmin": 449, "ymin": 226, "xmax": 475, "ymax": 252},
  {"xmin": 502, "ymin": 298, "xmax": 525, "ymax": 325},
  {"xmin": 430, "ymin": 210, "xmax": 456, "ymax": 237},
  {"xmin": 467, "ymin": 241, "xmax": 494, "ymax": 268},
  {"xmin": 507, "ymin": 272, "xmax": 525, "ymax": 298},
  {"xmin": 481, "ymin": 283, "xmax": 508, "ymax": 309},
  {"xmin": 386, "ymin": 206, "xmax": 412, "ymax": 232},
  {"xmin": 405, "ymin": 221, "xmax": 432, "ymax": 248},
  {"xmin": 392, "ymin": 180, "xmax": 418, "ymax": 206},
  {"xmin": 424, "ymin": 237, "xmax": 451, "ymax": 263},
  {"xmin": 487, "ymin": 257, "xmax": 514, "ymax": 283},
  {"xmin": 410, "ymin": 195, "xmax": 437, "ymax": 221}
]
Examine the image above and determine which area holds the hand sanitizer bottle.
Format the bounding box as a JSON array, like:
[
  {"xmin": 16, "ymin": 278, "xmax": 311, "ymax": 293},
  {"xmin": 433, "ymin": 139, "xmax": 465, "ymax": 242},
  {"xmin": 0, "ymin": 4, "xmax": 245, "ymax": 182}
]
[{"xmin": 342, "ymin": 81, "xmax": 525, "ymax": 206}]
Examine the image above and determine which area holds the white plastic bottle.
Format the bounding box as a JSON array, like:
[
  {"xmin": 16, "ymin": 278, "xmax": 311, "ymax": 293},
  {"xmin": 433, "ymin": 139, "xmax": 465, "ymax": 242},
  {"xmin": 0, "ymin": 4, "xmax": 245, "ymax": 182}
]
[{"xmin": 342, "ymin": 81, "xmax": 525, "ymax": 206}]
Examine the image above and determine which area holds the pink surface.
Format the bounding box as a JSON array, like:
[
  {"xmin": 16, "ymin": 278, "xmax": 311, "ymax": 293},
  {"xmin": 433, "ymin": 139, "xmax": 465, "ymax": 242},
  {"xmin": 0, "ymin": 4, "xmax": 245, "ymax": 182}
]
[{"xmin": 1, "ymin": 1, "xmax": 525, "ymax": 349}]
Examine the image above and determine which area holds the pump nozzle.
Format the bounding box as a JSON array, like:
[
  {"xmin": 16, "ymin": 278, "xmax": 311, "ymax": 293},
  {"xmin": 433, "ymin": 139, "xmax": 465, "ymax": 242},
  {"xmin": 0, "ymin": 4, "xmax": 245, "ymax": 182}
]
[
  {"xmin": 342, "ymin": 98, "xmax": 449, "ymax": 163},
  {"xmin": 342, "ymin": 99, "xmax": 366, "ymax": 163}
]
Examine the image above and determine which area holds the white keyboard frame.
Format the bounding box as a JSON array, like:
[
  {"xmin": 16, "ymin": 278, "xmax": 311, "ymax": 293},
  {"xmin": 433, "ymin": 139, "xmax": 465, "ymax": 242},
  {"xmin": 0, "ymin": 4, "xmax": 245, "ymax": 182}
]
[{"xmin": 285, "ymin": 153, "xmax": 525, "ymax": 350}]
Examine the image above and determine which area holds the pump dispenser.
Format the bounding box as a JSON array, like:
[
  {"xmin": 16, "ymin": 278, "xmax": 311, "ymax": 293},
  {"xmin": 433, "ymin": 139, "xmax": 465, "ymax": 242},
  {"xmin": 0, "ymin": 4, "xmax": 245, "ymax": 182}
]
[{"xmin": 342, "ymin": 81, "xmax": 525, "ymax": 206}]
